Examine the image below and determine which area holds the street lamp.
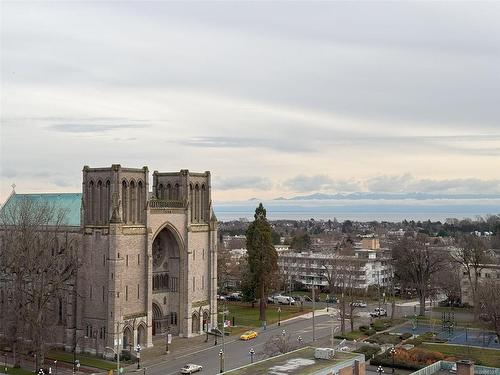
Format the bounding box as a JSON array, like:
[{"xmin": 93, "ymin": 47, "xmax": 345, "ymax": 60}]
[
  {"xmin": 219, "ymin": 349, "xmax": 224, "ymax": 373},
  {"xmin": 282, "ymin": 329, "xmax": 286, "ymax": 336},
  {"xmin": 105, "ymin": 346, "xmax": 120, "ymax": 375},
  {"xmin": 297, "ymin": 336, "xmax": 303, "ymax": 346},
  {"xmin": 4, "ymin": 353, "xmax": 7, "ymax": 374},
  {"xmin": 73, "ymin": 336, "xmax": 88, "ymax": 375},
  {"xmin": 249, "ymin": 348, "xmax": 255, "ymax": 363},
  {"xmin": 278, "ymin": 307, "xmax": 281, "ymax": 326},
  {"xmin": 389, "ymin": 347, "xmax": 396, "ymax": 374},
  {"xmin": 378, "ymin": 365, "xmax": 384, "ymax": 375},
  {"xmin": 54, "ymin": 360, "xmax": 58, "ymax": 375},
  {"xmin": 329, "ymin": 314, "xmax": 339, "ymax": 348},
  {"xmin": 136, "ymin": 344, "xmax": 142, "ymax": 369}
]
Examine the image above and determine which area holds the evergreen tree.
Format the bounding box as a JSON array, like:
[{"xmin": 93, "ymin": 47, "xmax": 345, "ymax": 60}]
[{"xmin": 246, "ymin": 203, "xmax": 278, "ymax": 323}]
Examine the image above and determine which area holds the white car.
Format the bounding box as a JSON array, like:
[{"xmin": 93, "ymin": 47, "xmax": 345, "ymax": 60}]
[
  {"xmin": 370, "ymin": 308, "xmax": 387, "ymax": 317},
  {"xmin": 180, "ymin": 364, "xmax": 203, "ymax": 374},
  {"xmin": 351, "ymin": 301, "xmax": 367, "ymax": 308}
]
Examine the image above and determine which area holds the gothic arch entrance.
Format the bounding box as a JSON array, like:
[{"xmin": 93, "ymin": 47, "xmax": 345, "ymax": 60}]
[
  {"xmin": 152, "ymin": 225, "xmax": 181, "ymax": 335},
  {"xmin": 191, "ymin": 312, "xmax": 200, "ymax": 334},
  {"xmin": 152, "ymin": 303, "xmax": 162, "ymax": 336},
  {"xmin": 137, "ymin": 324, "xmax": 146, "ymax": 346},
  {"xmin": 202, "ymin": 311, "xmax": 209, "ymax": 332},
  {"xmin": 123, "ymin": 326, "xmax": 133, "ymax": 350}
]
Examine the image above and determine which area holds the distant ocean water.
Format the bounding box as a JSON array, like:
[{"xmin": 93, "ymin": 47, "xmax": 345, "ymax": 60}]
[{"xmin": 213, "ymin": 199, "xmax": 500, "ymax": 222}]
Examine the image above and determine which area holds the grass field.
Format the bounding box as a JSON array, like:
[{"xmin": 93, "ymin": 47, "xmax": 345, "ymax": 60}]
[
  {"xmin": 46, "ymin": 351, "xmax": 118, "ymax": 370},
  {"xmin": 219, "ymin": 303, "xmax": 311, "ymax": 331},
  {"xmin": 420, "ymin": 343, "xmax": 500, "ymax": 367},
  {"xmin": 2, "ymin": 367, "xmax": 34, "ymax": 375}
]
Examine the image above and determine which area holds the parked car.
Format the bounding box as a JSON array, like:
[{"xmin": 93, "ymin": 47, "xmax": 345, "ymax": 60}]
[
  {"xmin": 180, "ymin": 364, "xmax": 203, "ymax": 374},
  {"xmin": 240, "ymin": 330, "xmax": 258, "ymax": 340},
  {"xmin": 217, "ymin": 294, "xmax": 226, "ymax": 301},
  {"xmin": 226, "ymin": 292, "xmax": 242, "ymax": 302},
  {"xmin": 351, "ymin": 301, "xmax": 367, "ymax": 308},
  {"xmin": 325, "ymin": 296, "xmax": 338, "ymax": 303},
  {"xmin": 370, "ymin": 307, "xmax": 387, "ymax": 317},
  {"xmin": 275, "ymin": 295, "xmax": 296, "ymax": 305},
  {"xmin": 267, "ymin": 296, "xmax": 276, "ymax": 304}
]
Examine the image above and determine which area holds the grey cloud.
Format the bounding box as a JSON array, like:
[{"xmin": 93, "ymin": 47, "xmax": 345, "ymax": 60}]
[
  {"xmin": 4, "ymin": 2, "xmax": 499, "ymax": 128},
  {"xmin": 0, "ymin": 169, "xmax": 17, "ymax": 178},
  {"xmin": 285, "ymin": 175, "xmax": 336, "ymax": 192},
  {"xmin": 214, "ymin": 176, "xmax": 273, "ymax": 191},
  {"xmin": 365, "ymin": 175, "xmax": 500, "ymax": 195},
  {"xmin": 180, "ymin": 136, "xmax": 313, "ymax": 153},
  {"xmin": 49, "ymin": 123, "xmax": 150, "ymax": 133}
]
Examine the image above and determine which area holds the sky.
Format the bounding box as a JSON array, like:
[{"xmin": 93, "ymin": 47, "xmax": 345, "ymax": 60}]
[{"xmin": 1, "ymin": 1, "xmax": 500, "ymax": 203}]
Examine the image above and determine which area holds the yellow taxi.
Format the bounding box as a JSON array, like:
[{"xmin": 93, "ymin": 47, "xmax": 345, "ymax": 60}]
[{"xmin": 240, "ymin": 330, "xmax": 258, "ymax": 340}]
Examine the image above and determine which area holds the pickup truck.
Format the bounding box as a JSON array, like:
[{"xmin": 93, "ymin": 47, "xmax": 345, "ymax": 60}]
[{"xmin": 370, "ymin": 308, "xmax": 387, "ymax": 317}]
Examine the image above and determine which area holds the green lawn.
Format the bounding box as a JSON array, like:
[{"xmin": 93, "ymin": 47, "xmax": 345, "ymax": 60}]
[
  {"xmin": 46, "ymin": 351, "xmax": 118, "ymax": 370},
  {"xmin": 420, "ymin": 343, "xmax": 500, "ymax": 368},
  {"xmin": 219, "ymin": 303, "xmax": 311, "ymax": 330},
  {"xmin": 2, "ymin": 367, "xmax": 34, "ymax": 375}
]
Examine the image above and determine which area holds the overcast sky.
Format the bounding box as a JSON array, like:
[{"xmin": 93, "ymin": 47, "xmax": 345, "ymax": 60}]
[{"xmin": 1, "ymin": 1, "xmax": 500, "ymax": 203}]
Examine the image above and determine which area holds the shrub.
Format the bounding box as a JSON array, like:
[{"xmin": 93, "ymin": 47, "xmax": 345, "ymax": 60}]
[
  {"xmin": 366, "ymin": 333, "xmax": 401, "ymax": 345},
  {"xmin": 400, "ymin": 332, "xmax": 413, "ymax": 340},
  {"xmin": 354, "ymin": 344, "xmax": 380, "ymax": 359},
  {"xmin": 119, "ymin": 350, "xmax": 131, "ymax": 361},
  {"xmin": 366, "ymin": 329, "xmax": 376, "ymax": 336},
  {"xmin": 371, "ymin": 347, "xmax": 445, "ymax": 370},
  {"xmin": 372, "ymin": 320, "xmax": 386, "ymax": 332},
  {"xmin": 359, "ymin": 325, "xmax": 370, "ymax": 332}
]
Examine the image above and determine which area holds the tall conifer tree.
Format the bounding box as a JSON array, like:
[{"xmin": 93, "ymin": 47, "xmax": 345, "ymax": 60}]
[{"xmin": 246, "ymin": 203, "xmax": 278, "ymax": 323}]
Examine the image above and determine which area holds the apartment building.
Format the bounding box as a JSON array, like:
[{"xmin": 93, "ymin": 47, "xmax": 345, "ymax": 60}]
[{"xmin": 278, "ymin": 238, "xmax": 393, "ymax": 291}]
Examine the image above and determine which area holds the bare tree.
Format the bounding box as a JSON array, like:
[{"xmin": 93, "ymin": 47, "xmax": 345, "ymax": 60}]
[
  {"xmin": 392, "ymin": 234, "xmax": 446, "ymax": 316},
  {"xmin": 262, "ymin": 330, "xmax": 300, "ymax": 357},
  {"xmin": 0, "ymin": 196, "xmax": 79, "ymax": 368},
  {"xmin": 451, "ymin": 234, "xmax": 490, "ymax": 317},
  {"xmin": 478, "ymin": 278, "xmax": 500, "ymax": 341}
]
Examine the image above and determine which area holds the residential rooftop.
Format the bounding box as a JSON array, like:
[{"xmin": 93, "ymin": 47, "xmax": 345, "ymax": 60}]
[{"xmin": 223, "ymin": 347, "xmax": 364, "ymax": 375}]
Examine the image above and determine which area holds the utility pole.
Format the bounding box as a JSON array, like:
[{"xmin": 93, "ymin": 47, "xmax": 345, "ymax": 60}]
[{"xmin": 312, "ymin": 286, "xmax": 316, "ymax": 341}]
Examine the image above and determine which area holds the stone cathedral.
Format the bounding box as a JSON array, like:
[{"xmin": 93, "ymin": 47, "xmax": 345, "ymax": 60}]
[{"xmin": 1, "ymin": 164, "xmax": 218, "ymax": 355}]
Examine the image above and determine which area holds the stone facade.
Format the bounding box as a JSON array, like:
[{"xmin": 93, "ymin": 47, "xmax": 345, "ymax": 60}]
[{"xmin": 0, "ymin": 164, "xmax": 217, "ymax": 356}]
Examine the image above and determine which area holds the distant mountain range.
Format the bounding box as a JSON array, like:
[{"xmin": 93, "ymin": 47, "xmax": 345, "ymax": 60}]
[{"xmin": 272, "ymin": 192, "xmax": 500, "ymax": 201}]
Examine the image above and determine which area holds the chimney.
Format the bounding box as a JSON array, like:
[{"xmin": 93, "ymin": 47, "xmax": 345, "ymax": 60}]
[
  {"xmin": 354, "ymin": 360, "xmax": 366, "ymax": 375},
  {"xmin": 457, "ymin": 360, "xmax": 474, "ymax": 375}
]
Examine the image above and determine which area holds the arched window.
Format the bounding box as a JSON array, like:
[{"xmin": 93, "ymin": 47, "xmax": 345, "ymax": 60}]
[
  {"xmin": 88, "ymin": 181, "xmax": 95, "ymax": 224},
  {"xmin": 158, "ymin": 184, "xmax": 164, "ymax": 199},
  {"xmin": 201, "ymin": 184, "xmax": 206, "ymax": 221},
  {"xmin": 137, "ymin": 180, "xmax": 144, "ymax": 223},
  {"xmin": 189, "ymin": 184, "xmax": 194, "ymax": 221},
  {"xmin": 129, "ymin": 180, "xmax": 136, "ymax": 224},
  {"xmin": 103, "ymin": 180, "xmax": 110, "ymax": 224},
  {"xmin": 194, "ymin": 184, "xmax": 200, "ymax": 222},
  {"xmin": 96, "ymin": 180, "xmax": 103, "ymax": 224},
  {"xmin": 166, "ymin": 183, "xmax": 171, "ymax": 200},
  {"xmin": 175, "ymin": 183, "xmax": 180, "ymax": 200},
  {"xmin": 122, "ymin": 180, "xmax": 128, "ymax": 223}
]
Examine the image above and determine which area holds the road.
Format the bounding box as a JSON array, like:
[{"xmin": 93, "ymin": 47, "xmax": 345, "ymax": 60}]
[{"xmin": 140, "ymin": 310, "xmax": 360, "ymax": 375}]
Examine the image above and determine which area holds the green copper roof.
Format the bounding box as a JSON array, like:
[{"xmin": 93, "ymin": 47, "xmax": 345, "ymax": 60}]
[{"xmin": 1, "ymin": 193, "xmax": 82, "ymax": 226}]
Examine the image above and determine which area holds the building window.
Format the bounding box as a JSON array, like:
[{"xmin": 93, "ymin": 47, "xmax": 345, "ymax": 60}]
[
  {"xmin": 193, "ymin": 277, "xmax": 195, "ymax": 292},
  {"xmin": 90, "ymin": 286, "xmax": 93, "ymax": 300},
  {"xmin": 202, "ymin": 276, "xmax": 204, "ymax": 290},
  {"xmin": 138, "ymin": 254, "xmax": 140, "ymax": 265},
  {"xmin": 163, "ymin": 296, "xmax": 167, "ymax": 305},
  {"xmin": 102, "ymin": 286, "xmax": 105, "ymax": 302},
  {"xmin": 137, "ymin": 284, "xmax": 140, "ymax": 299},
  {"xmin": 126, "ymin": 255, "xmax": 129, "ymax": 267},
  {"xmin": 193, "ymin": 250, "xmax": 196, "ymax": 260},
  {"xmin": 170, "ymin": 277, "xmax": 178, "ymax": 292},
  {"xmin": 126, "ymin": 285, "xmax": 128, "ymax": 301},
  {"xmin": 170, "ymin": 312, "xmax": 178, "ymax": 325},
  {"xmin": 103, "ymin": 254, "xmax": 106, "ymax": 266},
  {"xmin": 202, "ymin": 249, "xmax": 205, "ymax": 259}
]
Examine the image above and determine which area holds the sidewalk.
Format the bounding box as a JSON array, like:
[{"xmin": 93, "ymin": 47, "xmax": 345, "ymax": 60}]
[{"xmin": 135, "ymin": 307, "xmax": 334, "ymax": 371}]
